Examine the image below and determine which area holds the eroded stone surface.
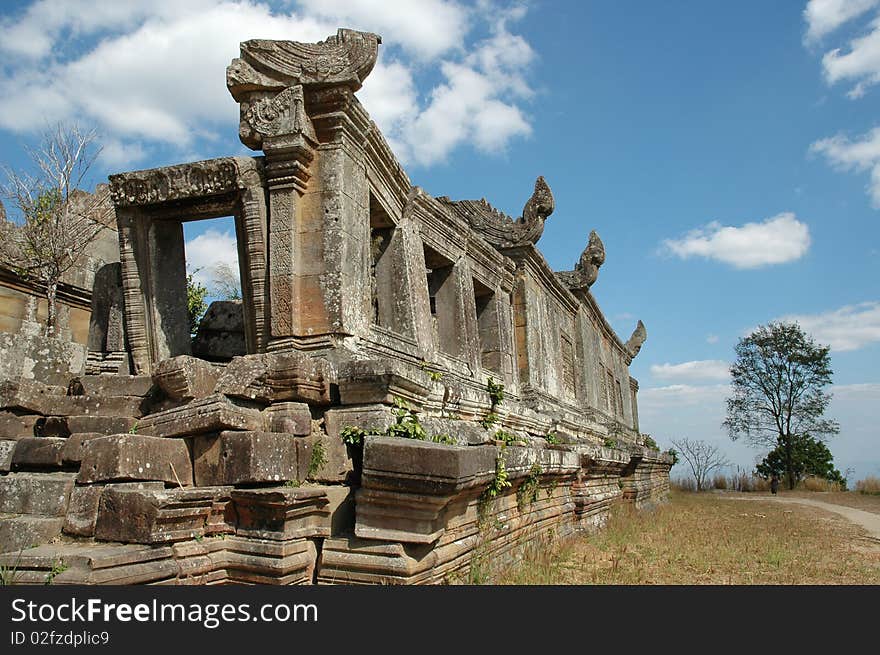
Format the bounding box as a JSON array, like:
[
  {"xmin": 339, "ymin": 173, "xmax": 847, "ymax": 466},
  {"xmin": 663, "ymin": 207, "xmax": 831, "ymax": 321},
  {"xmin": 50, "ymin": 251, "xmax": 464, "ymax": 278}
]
[
  {"xmin": 78, "ymin": 434, "xmax": 193, "ymax": 485},
  {"xmin": 152, "ymin": 356, "xmax": 219, "ymax": 403},
  {"xmin": 192, "ymin": 301, "xmax": 246, "ymax": 361},
  {"xmin": 94, "ymin": 486, "xmax": 226, "ymax": 544},
  {"xmin": 136, "ymin": 394, "xmax": 264, "ymax": 438},
  {"xmin": 0, "ymin": 439, "xmax": 15, "ymax": 472},
  {"xmin": 63, "ymin": 485, "xmax": 105, "ymax": 537},
  {"xmin": 0, "ymin": 472, "xmax": 75, "ymax": 516},
  {"xmin": 231, "ymin": 486, "xmax": 330, "ymax": 541},
  {"xmin": 192, "ymin": 431, "xmax": 307, "ymax": 486},
  {"xmin": 11, "ymin": 437, "xmax": 67, "ymax": 470}
]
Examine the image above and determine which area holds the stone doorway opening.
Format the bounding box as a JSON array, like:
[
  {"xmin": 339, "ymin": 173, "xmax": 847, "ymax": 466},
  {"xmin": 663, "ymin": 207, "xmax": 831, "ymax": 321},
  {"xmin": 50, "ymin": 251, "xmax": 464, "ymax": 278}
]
[{"xmin": 183, "ymin": 217, "xmax": 246, "ymax": 363}]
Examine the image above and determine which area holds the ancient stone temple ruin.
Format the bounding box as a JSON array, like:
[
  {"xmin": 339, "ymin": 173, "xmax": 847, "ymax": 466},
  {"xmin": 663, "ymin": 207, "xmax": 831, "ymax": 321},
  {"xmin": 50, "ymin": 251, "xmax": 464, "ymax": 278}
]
[{"xmin": 0, "ymin": 30, "xmax": 671, "ymax": 584}]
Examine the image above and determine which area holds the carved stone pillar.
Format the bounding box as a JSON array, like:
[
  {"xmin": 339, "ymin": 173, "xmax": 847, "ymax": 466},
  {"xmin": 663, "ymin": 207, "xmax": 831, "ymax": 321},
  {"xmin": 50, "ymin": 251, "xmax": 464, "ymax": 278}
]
[{"xmin": 227, "ymin": 29, "xmax": 381, "ymax": 351}]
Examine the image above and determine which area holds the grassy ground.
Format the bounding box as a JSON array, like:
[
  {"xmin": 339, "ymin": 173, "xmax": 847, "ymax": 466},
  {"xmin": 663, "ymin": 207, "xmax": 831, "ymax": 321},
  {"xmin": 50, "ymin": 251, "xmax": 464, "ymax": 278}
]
[{"xmin": 493, "ymin": 490, "xmax": 880, "ymax": 584}]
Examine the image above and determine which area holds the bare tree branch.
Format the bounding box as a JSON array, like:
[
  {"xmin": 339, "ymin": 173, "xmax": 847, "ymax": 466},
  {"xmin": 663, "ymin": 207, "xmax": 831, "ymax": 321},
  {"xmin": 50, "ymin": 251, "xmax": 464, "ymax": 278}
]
[
  {"xmin": 0, "ymin": 123, "xmax": 108, "ymax": 336},
  {"xmin": 671, "ymin": 438, "xmax": 730, "ymax": 492}
]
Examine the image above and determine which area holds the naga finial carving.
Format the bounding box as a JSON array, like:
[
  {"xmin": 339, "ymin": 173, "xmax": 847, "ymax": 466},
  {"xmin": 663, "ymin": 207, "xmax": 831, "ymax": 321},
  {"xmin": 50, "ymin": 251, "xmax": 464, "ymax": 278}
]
[
  {"xmin": 520, "ymin": 175, "xmax": 555, "ymax": 236},
  {"xmin": 555, "ymin": 230, "xmax": 605, "ymax": 291},
  {"xmin": 439, "ymin": 175, "xmax": 555, "ymax": 249},
  {"xmin": 625, "ymin": 320, "xmax": 647, "ymax": 358},
  {"xmin": 577, "ymin": 230, "xmax": 605, "ymax": 288}
]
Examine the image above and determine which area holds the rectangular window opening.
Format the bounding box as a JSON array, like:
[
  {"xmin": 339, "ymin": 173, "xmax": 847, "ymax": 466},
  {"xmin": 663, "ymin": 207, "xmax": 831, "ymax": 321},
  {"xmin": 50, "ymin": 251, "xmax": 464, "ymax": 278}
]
[
  {"xmin": 473, "ymin": 277, "xmax": 501, "ymax": 374},
  {"xmin": 423, "ymin": 244, "xmax": 461, "ymax": 358}
]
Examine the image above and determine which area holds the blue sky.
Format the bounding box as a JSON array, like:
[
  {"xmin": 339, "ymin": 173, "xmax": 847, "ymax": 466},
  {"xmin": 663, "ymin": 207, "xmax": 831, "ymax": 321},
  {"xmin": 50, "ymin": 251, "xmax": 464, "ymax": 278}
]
[{"xmin": 1, "ymin": 1, "xmax": 877, "ymax": 483}]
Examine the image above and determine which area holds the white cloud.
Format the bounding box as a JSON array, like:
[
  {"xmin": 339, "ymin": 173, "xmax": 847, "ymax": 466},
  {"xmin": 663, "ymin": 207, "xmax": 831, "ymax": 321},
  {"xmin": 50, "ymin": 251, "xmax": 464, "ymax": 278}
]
[
  {"xmin": 638, "ymin": 383, "xmax": 730, "ymax": 409},
  {"xmin": 821, "ymin": 14, "xmax": 880, "ymax": 98},
  {"xmin": 296, "ymin": 0, "xmax": 469, "ymax": 60},
  {"xmin": 184, "ymin": 228, "xmax": 239, "ymax": 294},
  {"xmin": 98, "ymin": 138, "xmax": 149, "ymax": 168},
  {"xmin": 706, "ymin": 334, "xmax": 719, "ymax": 344},
  {"xmin": 833, "ymin": 382, "xmax": 880, "ymax": 397},
  {"xmin": 0, "ymin": 0, "xmax": 535, "ymax": 168},
  {"xmin": 776, "ymin": 301, "xmax": 880, "ymax": 352},
  {"xmin": 650, "ymin": 360, "xmax": 730, "ymax": 383},
  {"xmin": 810, "ymin": 127, "xmax": 880, "ymax": 206},
  {"xmin": 804, "ymin": 0, "xmax": 880, "ymax": 43},
  {"xmin": 661, "ymin": 213, "xmax": 811, "ymax": 269}
]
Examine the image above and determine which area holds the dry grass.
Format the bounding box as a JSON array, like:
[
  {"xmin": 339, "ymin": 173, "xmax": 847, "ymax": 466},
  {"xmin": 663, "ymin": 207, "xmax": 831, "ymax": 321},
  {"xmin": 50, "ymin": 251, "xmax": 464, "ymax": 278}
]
[
  {"xmin": 856, "ymin": 476, "xmax": 880, "ymax": 496},
  {"xmin": 799, "ymin": 475, "xmax": 846, "ymax": 492},
  {"xmin": 494, "ymin": 490, "xmax": 880, "ymax": 585}
]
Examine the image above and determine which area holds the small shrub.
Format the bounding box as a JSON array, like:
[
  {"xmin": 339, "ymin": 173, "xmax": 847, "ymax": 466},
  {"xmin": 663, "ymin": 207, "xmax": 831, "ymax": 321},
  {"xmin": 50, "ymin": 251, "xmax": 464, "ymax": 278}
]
[
  {"xmin": 517, "ymin": 463, "xmax": 543, "ymax": 511},
  {"xmin": 603, "ymin": 437, "xmax": 618, "ymax": 449},
  {"xmin": 431, "ymin": 433, "xmax": 456, "ymax": 445},
  {"xmin": 340, "ymin": 426, "xmax": 367, "ymax": 447},
  {"xmin": 494, "ymin": 429, "xmax": 520, "ymax": 446},
  {"xmin": 712, "ymin": 474, "xmax": 728, "ymax": 490},
  {"xmin": 308, "ymin": 441, "xmax": 327, "ymax": 478},
  {"xmin": 800, "ymin": 475, "xmax": 845, "ymax": 492},
  {"xmin": 544, "ymin": 431, "xmax": 561, "ymax": 445},
  {"xmin": 480, "ymin": 412, "xmax": 499, "ymax": 430},
  {"xmin": 485, "ymin": 453, "xmax": 511, "ymax": 499},
  {"xmin": 642, "ymin": 435, "xmax": 658, "ymax": 450},
  {"xmin": 487, "ymin": 377, "xmax": 505, "ymax": 407}
]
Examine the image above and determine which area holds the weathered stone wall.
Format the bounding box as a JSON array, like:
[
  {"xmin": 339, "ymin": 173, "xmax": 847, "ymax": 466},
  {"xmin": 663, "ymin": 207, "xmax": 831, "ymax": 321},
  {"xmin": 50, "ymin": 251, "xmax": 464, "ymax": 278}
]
[
  {"xmin": 0, "ymin": 359, "xmax": 671, "ymax": 584},
  {"xmin": 0, "ymin": 30, "xmax": 672, "ymax": 585}
]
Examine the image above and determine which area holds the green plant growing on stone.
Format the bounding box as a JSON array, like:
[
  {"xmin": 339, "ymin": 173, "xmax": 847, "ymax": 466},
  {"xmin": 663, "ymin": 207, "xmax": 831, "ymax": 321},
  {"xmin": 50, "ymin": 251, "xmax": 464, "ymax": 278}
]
[
  {"xmin": 44, "ymin": 558, "xmax": 67, "ymax": 585},
  {"xmin": 667, "ymin": 448, "xmax": 679, "ymax": 466},
  {"xmin": 285, "ymin": 479, "xmax": 302, "ymax": 488},
  {"xmin": 545, "ymin": 478, "xmax": 559, "ymax": 499},
  {"xmin": 544, "ymin": 431, "xmax": 561, "ymax": 445},
  {"xmin": 308, "ymin": 441, "xmax": 327, "ymax": 478},
  {"xmin": 480, "ymin": 412, "xmax": 499, "ymax": 430},
  {"xmin": 604, "ymin": 437, "xmax": 618, "ymax": 449},
  {"xmin": 386, "ymin": 397, "xmax": 427, "ymax": 441},
  {"xmin": 494, "ymin": 429, "xmax": 520, "ymax": 446},
  {"xmin": 340, "ymin": 426, "xmax": 367, "ymax": 448},
  {"xmin": 128, "ymin": 420, "xmax": 139, "ymax": 435},
  {"xmin": 643, "ymin": 435, "xmax": 658, "ymax": 450},
  {"xmin": 431, "ymin": 433, "xmax": 456, "ymax": 445},
  {"xmin": 0, "ymin": 550, "xmax": 24, "ymax": 586},
  {"xmin": 484, "ymin": 453, "xmax": 511, "ymax": 500},
  {"xmin": 517, "ymin": 463, "xmax": 542, "ymax": 511},
  {"xmin": 420, "ymin": 360, "xmax": 444, "ymax": 382},
  {"xmin": 487, "ymin": 377, "xmax": 505, "ymax": 407}
]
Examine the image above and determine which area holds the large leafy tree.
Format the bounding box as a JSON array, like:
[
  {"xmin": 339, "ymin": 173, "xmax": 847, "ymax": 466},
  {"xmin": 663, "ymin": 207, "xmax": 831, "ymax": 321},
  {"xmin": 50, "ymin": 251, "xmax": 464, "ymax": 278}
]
[
  {"xmin": 724, "ymin": 321, "xmax": 839, "ymax": 490},
  {"xmin": 755, "ymin": 433, "xmax": 846, "ymax": 489}
]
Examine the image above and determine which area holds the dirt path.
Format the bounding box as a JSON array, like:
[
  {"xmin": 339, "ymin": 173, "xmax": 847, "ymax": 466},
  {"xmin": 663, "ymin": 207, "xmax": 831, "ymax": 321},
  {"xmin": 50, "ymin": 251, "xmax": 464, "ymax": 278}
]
[{"xmin": 735, "ymin": 494, "xmax": 880, "ymax": 545}]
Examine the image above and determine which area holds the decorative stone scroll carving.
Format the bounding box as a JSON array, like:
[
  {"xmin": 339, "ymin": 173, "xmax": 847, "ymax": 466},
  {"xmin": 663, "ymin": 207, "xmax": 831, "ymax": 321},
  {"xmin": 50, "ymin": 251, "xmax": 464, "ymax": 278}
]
[
  {"xmin": 227, "ymin": 29, "xmax": 381, "ymax": 96},
  {"xmin": 439, "ymin": 176, "xmax": 555, "ymax": 249},
  {"xmin": 625, "ymin": 320, "xmax": 647, "ymax": 359},
  {"xmin": 109, "ymin": 159, "xmax": 239, "ymax": 207},
  {"xmin": 555, "ymin": 230, "xmax": 605, "ymax": 290},
  {"xmin": 227, "ymin": 29, "xmax": 381, "ymax": 151}
]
